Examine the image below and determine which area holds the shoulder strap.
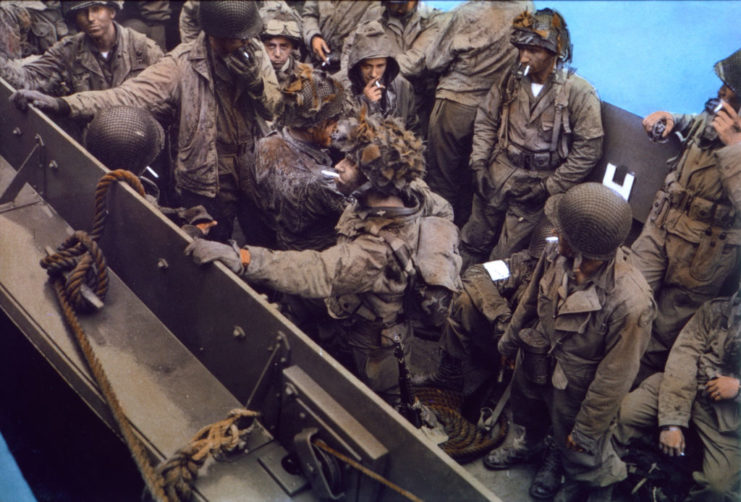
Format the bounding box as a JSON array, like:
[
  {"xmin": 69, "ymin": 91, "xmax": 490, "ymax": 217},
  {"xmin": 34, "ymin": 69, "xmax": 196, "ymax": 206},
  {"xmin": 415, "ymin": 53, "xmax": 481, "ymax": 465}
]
[
  {"xmin": 378, "ymin": 229, "xmax": 416, "ymax": 278},
  {"xmin": 550, "ymin": 70, "xmax": 571, "ymax": 153}
]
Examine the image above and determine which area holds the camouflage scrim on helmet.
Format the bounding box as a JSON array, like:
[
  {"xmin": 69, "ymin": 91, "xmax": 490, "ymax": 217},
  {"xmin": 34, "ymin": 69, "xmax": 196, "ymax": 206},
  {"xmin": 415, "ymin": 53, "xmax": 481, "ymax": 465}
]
[
  {"xmin": 259, "ymin": 2, "xmax": 303, "ymax": 49},
  {"xmin": 511, "ymin": 8, "xmax": 572, "ymax": 63},
  {"xmin": 61, "ymin": 1, "xmax": 123, "ymax": 21},
  {"xmin": 199, "ymin": 1, "xmax": 263, "ymax": 40},
  {"xmin": 335, "ymin": 109, "xmax": 425, "ymax": 196},
  {"xmin": 280, "ymin": 64, "xmax": 344, "ymax": 128},
  {"xmin": 714, "ymin": 48, "xmax": 741, "ymax": 95},
  {"xmin": 545, "ymin": 182, "xmax": 632, "ymax": 260},
  {"xmin": 84, "ymin": 106, "xmax": 164, "ymax": 176}
]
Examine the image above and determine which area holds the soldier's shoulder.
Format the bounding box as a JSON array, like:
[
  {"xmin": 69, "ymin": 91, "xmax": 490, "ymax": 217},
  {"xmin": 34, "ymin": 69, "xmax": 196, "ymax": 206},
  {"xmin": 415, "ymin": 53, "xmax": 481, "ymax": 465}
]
[{"xmin": 614, "ymin": 247, "xmax": 653, "ymax": 302}]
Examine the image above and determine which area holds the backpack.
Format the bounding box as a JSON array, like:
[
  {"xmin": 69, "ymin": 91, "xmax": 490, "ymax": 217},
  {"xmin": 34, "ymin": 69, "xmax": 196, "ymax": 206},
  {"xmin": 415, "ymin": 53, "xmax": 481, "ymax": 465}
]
[{"xmin": 380, "ymin": 216, "xmax": 462, "ymax": 334}]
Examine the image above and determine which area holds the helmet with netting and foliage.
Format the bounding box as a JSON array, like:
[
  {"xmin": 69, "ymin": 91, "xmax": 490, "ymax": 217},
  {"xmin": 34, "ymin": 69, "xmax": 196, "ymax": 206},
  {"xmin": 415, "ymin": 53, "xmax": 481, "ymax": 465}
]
[
  {"xmin": 511, "ymin": 8, "xmax": 572, "ymax": 64},
  {"xmin": 280, "ymin": 63, "xmax": 344, "ymax": 128},
  {"xmin": 545, "ymin": 182, "xmax": 632, "ymax": 260},
  {"xmin": 715, "ymin": 48, "xmax": 741, "ymax": 95},
  {"xmin": 199, "ymin": 1, "xmax": 263, "ymax": 40},
  {"xmin": 334, "ymin": 109, "xmax": 425, "ymax": 197},
  {"xmin": 62, "ymin": 1, "xmax": 123, "ymax": 21},
  {"xmin": 83, "ymin": 106, "xmax": 164, "ymax": 176}
]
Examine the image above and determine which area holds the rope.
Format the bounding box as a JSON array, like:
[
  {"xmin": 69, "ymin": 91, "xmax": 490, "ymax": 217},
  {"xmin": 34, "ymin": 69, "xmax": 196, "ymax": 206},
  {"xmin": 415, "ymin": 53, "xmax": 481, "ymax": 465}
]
[
  {"xmin": 312, "ymin": 439, "xmax": 424, "ymax": 502},
  {"xmin": 158, "ymin": 409, "xmax": 260, "ymax": 501},
  {"xmin": 40, "ymin": 170, "xmax": 167, "ymax": 501}
]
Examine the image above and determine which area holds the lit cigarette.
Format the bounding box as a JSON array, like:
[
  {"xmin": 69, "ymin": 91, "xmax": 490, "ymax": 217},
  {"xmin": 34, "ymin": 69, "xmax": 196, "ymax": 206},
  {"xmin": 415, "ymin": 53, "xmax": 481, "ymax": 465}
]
[
  {"xmin": 145, "ymin": 166, "xmax": 159, "ymax": 178},
  {"xmin": 522, "ymin": 65, "xmax": 530, "ymax": 77},
  {"xmin": 714, "ymin": 100, "xmax": 724, "ymax": 113},
  {"xmin": 321, "ymin": 169, "xmax": 340, "ymax": 178},
  {"xmin": 374, "ymin": 80, "xmax": 382, "ymax": 88},
  {"xmin": 546, "ymin": 236, "xmax": 558, "ymax": 243},
  {"xmin": 241, "ymin": 49, "xmax": 250, "ymax": 60}
]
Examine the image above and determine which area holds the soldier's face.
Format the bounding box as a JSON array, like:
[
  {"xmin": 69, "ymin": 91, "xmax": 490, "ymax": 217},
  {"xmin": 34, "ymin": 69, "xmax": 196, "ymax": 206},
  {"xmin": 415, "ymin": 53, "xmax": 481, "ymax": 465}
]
[
  {"xmin": 385, "ymin": 1, "xmax": 418, "ymax": 18},
  {"xmin": 335, "ymin": 156, "xmax": 363, "ymax": 195},
  {"xmin": 556, "ymin": 231, "xmax": 575, "ymax": 258},
  {"xmin": 718, "ymin": 84, "xmax": 740, "ymax": 111},
  {"xmin": 360, "ymin": 58, "xmax": 388, "ymax": 85},
  {"xmin": 75, "ymin": 5, "xmax": 116, "ymax": 40},
  {"xmin": 209, "ymin": 36, "xmax": 247, "ymax": 57},
  {"xmin": 307, "ymin": 118, "xmax": 339, "ymax": 148},
  {"xmin": 518, "ymin": 45, "xmax": 557, "ymax": 84},
  {"xmin": 263, "ymin": 36, "xmax": 294, "ymax": 69}
]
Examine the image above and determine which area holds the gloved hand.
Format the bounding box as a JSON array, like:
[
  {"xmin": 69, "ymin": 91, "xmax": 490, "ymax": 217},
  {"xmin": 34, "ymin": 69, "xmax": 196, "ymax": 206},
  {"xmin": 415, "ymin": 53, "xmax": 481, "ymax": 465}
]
[
  {"xmin": 10, "ymin": 89, "xmax": 69, "ymax": 114},
  {"xmin": 184, "ymin": 238, "xmax": 243, "ymax": 274},
  {"xmin": 517, "ymin": 179, "xmax": 548, "ymax": 206},
  {"xmin": 224, "ymin": 46, "xmax": 261, "ymax": 90}
]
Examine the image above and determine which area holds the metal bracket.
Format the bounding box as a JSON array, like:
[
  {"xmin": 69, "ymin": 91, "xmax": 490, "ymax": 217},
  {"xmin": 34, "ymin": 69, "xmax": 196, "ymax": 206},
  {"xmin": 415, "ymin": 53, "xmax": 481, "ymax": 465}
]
[
  {"xmin": 243, "ymin": 330, "xmax": 291, "ymax": 410},
  {"xmin": 294, "ymin": 427, "xmax": 344, "ymax": 500},
  {"xmin": 0, "ymin": 133, "xmax": 46, "ymax": 210}
]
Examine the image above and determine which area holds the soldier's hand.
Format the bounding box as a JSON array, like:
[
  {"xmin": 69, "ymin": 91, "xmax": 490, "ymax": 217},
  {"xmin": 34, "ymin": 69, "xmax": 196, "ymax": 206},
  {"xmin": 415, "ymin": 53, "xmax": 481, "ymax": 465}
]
[
  {"xmin": 10, "ymin": 89, "xmax": 67, "ymax": 114},
  {"xmin": 659, "ymin": 426, "xmax": 685, "ymax": 457},
  {"xmin": 311, "ymin": 35, "xmax": 331, "ymax": 62},
  {"xmin": 363, "ymin": 78, "xmax": 384, "ymax": 103},
  {"xmin": 184, "ymin": 238, "xmax": 244, "ymax": 274},
  {"xmin": 712, "ymin": 101, "xmax": 741, "ymax": 146},
  {"xmin": 224, "ymin": 47, "xmax": 260, "ymax": 86},
  {"xmin": 642, "ymin": 111, "xmax": 674, "ymax": 138},
  {"xmin": 518, "ymin": 179, "xmax": 548, "ymax": 206},
  {"xmin": 705, "ymin": 375, "xmax": 741, "ymax": 401}
]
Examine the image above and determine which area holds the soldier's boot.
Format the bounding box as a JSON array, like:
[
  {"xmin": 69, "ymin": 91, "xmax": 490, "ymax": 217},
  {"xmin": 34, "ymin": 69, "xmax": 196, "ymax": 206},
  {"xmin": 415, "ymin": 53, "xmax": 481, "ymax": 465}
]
[
  {"xmin": 411, "ymin": 350, "xmax": 463, "ymax": 393},
  {"xmin": 483, "ymin": 423, "xmax": 542, "ymax": 470},
  {"xmin": 554, "ymin": 480, "xmax": 613, "ymax": 502},
  {"xmin": 529, "ymin": 435, "xmax": 564, "ymax": 499}
]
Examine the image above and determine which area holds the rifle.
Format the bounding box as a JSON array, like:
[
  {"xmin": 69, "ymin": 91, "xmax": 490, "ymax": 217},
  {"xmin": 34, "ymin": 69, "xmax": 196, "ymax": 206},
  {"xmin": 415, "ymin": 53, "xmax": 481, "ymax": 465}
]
[{"xmin": 393, "ymin": 337, "xmax": 422, "ymax": 428}]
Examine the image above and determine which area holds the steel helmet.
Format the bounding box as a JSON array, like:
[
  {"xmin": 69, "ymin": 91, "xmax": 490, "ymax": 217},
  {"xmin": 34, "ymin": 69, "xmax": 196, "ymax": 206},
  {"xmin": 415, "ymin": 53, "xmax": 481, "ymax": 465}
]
[
  {"xmin": 511, "ymin": 8, "xmax": 572, "ymax": 64},
  {"xmin": 62, "ymin": 1, "xmax": 123, "ymax": 21},
  {"xmin": 714, "ymin": 48, "xmax": 741, "ymax": 95},
  {"xmin": 280, "ymin": 64, "xmax": 344, "ymax": 128},
  {"xmin": 199, "ymin": 1, "xmax": 263, "ymax": 40},
  {"xmin": 259, "ymin": 2, "xmax": 302, "ymax": 49}
]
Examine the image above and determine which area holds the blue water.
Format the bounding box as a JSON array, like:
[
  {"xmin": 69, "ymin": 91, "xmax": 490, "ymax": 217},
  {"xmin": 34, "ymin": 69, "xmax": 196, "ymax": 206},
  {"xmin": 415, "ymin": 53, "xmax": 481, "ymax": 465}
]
[{"xmin": 427, "ymin": 0, "xmax": 741, "ymax": 117}]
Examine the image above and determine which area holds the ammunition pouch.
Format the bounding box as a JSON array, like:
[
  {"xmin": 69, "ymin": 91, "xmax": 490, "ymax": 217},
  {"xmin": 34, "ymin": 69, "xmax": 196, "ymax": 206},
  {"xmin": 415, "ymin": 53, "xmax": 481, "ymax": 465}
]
[
  {"xmin": 668, "ymin": 187, "xmax": 738, "ymax": 229},
  {"xmin": 506, "ymin": 144, "xmax": 560, "ymax": 172},
  {"xmin": 515, "ymin": 328, "xmax": 550, "ymax": 385}
]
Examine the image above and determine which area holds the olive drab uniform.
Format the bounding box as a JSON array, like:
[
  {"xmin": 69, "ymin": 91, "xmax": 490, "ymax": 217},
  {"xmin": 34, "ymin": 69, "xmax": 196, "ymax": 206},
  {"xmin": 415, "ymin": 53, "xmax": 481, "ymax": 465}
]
[
  {"xmin": 616, "ymin": 297, "xmax": 741, "ymax": 501},
  {"xmin": 461, "ymin": 67, "xmax": 603, "ymax": 267},
  {"xmin": 0, "ymin": 1, "xmax": 68, "ymax": 60},
  {"xmin": 61, "ymin": 31, "xmax": 281, "ymax": 244},
  {"xmin": 498, "ymin": 244, "xmax": 655, "ymax": 488},
  {"xmin": 632, "ymin": 118, "xmax": 741, "ymax": 376},
  {"xmin": 249, "ymin": 129, "xmax": 348, "ymax": 252},
  {"xmin": 0, "ymin": 21, "xmax": 162, "ymax": 95},
  {"xmin": 424, "ymin": 0, "xmax": 532, "ymax": 226},
  {"xmin": 239, "ymin": 182, "xmax": 457, "ymax": 403}
]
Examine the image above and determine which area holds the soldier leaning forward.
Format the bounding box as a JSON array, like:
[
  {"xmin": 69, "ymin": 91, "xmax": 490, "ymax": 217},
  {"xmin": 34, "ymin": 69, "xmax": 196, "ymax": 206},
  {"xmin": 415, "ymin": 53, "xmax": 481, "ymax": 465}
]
[
  {"xmin": 460, "ymin": 8, "xmax": 603, "ymax": 269},
  {"xmin": 632, "ymin": 48, "xmax": 741, "ymax": 380},
  {"xmin": 186, "ymin": 114, "xmax": 460, "ymax": 406},
  {"xmin": 487, "ymin": 183, "xmax": 656, "ymax": 502},
  {"xmin": 0, "ymin": 1, "xmax": 162, "ymax": 95}
]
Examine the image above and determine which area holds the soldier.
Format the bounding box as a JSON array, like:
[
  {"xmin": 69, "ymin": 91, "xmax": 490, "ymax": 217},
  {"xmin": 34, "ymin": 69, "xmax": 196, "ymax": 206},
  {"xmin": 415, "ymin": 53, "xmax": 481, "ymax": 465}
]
[
  {"xmin": 460, "ymin": 8, "xmax": 603, "ymax": 269},
  {"xmin": 302, "ymin": 0, "xmax": 381, "ymax": 73},
  {"xmin": 615, "ymin": 287, "xmax": 741, "ymax": 501},
  {"xmin": 424, "ymin": 0, "xmax": 532, "ymax": 228},
  {"xmin": 0, "ymin": 1, "xmax": 69, "ymax": 60},
  {"xmin": 344, "ymin": 21, "xmax": 417, "ymax": 133},
  {"xmin": 118, "ymin": 1, "xmax": 172, "ymax": 51},
  {"xmin": 259, "ymin": 2, "xmax": 304, "ymax": 88},
  {"xmin": 0, "ymin": 1, "xmax": 162, "ymax": 96},
  {"xmin": 249, "ymin": 65, "xmax": 347, "ymax": 252},
  {"xmin": 487, "ymin": 183, "xmax": 655, "ymax": 501},
  {"xmin": 10, "ymin": 1, "xmax": 281, "ymax": 245},
  {"xmin": 632, "ymin": 49, "xmax": 741, "ymax": 380},
  {"xmin": 185, "ymin": 114, "xmax": 459, "ymax": 405}
]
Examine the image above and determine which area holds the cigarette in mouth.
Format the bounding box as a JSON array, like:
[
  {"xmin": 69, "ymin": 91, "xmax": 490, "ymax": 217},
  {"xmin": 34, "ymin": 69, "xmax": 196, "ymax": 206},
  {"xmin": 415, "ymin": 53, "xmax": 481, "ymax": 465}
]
[
  {"xmin": 321, "ymin": 169, "xmax": 340, "ymax": 178},
  {"xmin": 714, "ymin": 100, "xmax": 724, "ymax": 113},
  {"xmin": 374, "ymin": 80, "xmax": 382, "ymax": 88},
  {"xmin": 522, "ymin": 65, "xmax": 530, "ymax": 77}
]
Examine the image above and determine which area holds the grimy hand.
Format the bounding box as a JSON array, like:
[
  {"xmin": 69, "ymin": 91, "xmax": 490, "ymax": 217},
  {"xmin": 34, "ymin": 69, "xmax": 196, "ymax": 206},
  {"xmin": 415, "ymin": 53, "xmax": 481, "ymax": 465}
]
[
  {"xmin": 713, "ymin": 101, "xmax": 741, "ymax": 146},
  {"xmin": 659, "ymin": 427, "xmax": 684, "ymax": 457},
  {"xmin": 705, "ymin": 375, "xmax": 740, "ymax": 401},
  {"xmin": 363, "ymin": 78, "xmax": 384, "ymax": 103},
  {"xmin": 642, "ymin": 110, "xmax": 674, "ymax": 138},
  {"xmin": 311, "ymin": 35, "xmax": 330, "ymax": 62}
]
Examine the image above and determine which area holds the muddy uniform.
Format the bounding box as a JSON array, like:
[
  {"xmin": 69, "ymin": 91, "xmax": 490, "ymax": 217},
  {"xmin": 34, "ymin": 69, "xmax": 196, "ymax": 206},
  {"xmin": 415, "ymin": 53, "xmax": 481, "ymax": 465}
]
[
  {"xmin": 461, "ymin": 68, "xmax": 603, "ymax": 266},
  {"xmin": 0, "ymin": 21, "xmax": 161, "ymax": 95},
  {"xmin": 250, "ymin": 129, "xmax": 347, "ymax": 251},
  {"xmin": 344, "ymin": 22, "xmax": 417, "ymax": 133},
  {"xmin": 0, "ymin": 1, "xmax": 68, "ymax": 60},
  {"xmin": 632, "ymin": 118, "xmax": 741, "ymax": 375},
  {"xmin": 61, "ymin": 32, "xmax": 281, "ymax": 243},
  {"xmin": 119, "ymin": 1, "xmax": 171, "ymax": 51},
  {"xmin": 616, "ymin": 297, "xmax": 741, "ymax": 501},
  {"xmin": 498, "ymin": 244, "xmax": 655, "ymax": 488},
  {"xmin": 424, "ymin": 0, "xmax": 531, "ymax": 226},
  {"xmin": 240, "ymin": 183, "xmax": 454, "ymax": 402},
  {"xmin": 441, "ymin": 249, "xmax": 536, "ymax": 363}
]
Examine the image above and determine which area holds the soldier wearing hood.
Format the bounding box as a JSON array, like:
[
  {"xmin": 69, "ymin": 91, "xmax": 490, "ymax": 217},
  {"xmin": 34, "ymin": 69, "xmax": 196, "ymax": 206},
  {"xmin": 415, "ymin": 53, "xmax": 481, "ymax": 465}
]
[
  {"xmin": 185, "ymin": 113, "xmax": 458, "ymax": 406},
  {"xmin": 344, "ymin": 21, "xmax": 418, "ymax": 134}
]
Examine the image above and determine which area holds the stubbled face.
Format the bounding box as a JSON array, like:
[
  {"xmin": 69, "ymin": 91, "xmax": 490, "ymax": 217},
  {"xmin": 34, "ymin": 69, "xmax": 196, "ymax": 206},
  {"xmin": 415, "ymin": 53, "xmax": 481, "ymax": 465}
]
[
  {"xmin": 718, "ymin": 84, "xmax": 741, "ymax": 111},
  {"xmin": 75, "ymin": 5, "xmax": 116, "ymax": 40},
  {"xmin": 263, "ymin": 36, "xmax": 294, "ymax": 69},
  {"xmin": 307, "ymin": 118, "xmax": 339, "ymax": 148},
  {"xmin": 360, "ymin": 57, "xmax": 388, "ymax": 85},
  {"xmin": 335, "ymin": 156, "xmax": 363, "ymax": 195},
  {"xmin": 385, "ymin": 1, "xmax": 417, "ymax": 18},
  {"xmin": 517, "ymin": 45, "xmax": 557, "ymax": 84},
  {"xmin": 209, "ymin": 36, "xmax": 247, "ymax": 57}
]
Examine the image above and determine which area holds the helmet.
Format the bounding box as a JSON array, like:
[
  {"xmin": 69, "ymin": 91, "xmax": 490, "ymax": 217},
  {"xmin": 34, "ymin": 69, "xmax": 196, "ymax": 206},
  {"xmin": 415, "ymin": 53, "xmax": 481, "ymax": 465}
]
[
  {"xmin": 527, "ymin": 216, "xmax": 555, "ymax": 258},
  {"xmin": 199, "ymin": 1, "xmax": 263, "ymax": 40},
  {"xmin": 335, "ymin": 110, "xmax": 424, "ymax": 197},
  {"xmin": 280, "ymin": 64, "xmax": 344, "ymax": 128},
  {"xmin": 61, "ymin": 1, "xmax": 123, "ymax": 21},
  {"xmin": 545, "ymin": 183, "xmax": 632, "ymax": 260},
  {"xmin": 83, "ymin": 106, "xmax": 165, "ymax": 176},
  {"xmin": 511, "ymin": 9, "xmax": 572, "ymax": 64},
  {"xmin": 714, "ymin": 48, "xmax": 741, "ymax": 95},
  {"xmin": 259, "ymin": 3, "xmax": 303, "ymax": 49}
]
